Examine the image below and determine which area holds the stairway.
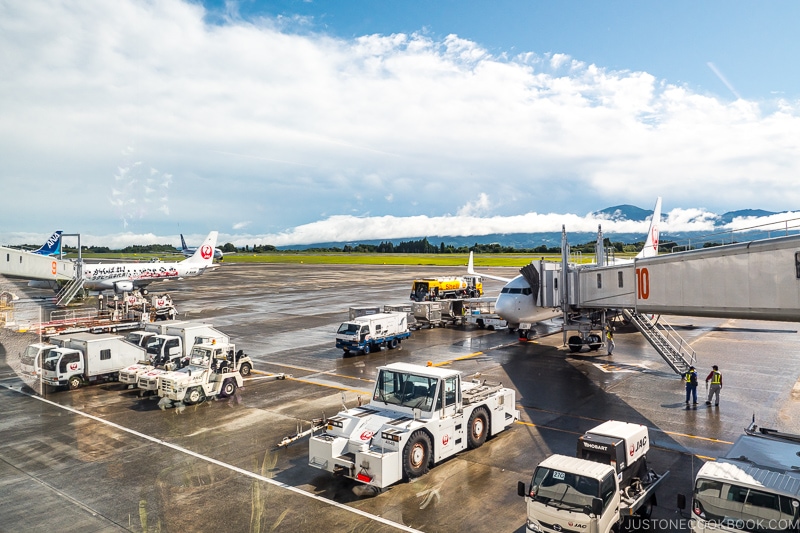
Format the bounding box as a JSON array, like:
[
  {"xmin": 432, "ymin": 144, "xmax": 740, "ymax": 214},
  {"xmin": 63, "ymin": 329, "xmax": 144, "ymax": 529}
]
[
  {"xmin": 55, "ymin": 277, "xmax": 85, "ymax": 307},
  {"xmin": 622, "ymin": 310, "xmax": 696, "ymax": 375}
]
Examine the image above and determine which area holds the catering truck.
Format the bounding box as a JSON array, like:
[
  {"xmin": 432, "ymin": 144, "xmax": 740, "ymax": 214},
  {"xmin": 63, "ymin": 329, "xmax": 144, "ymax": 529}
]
[
  {"xmin": 681, "ymin": 421, "xmax": 800, "ymax": 532},
  {"xmin": 517, "ymin": 420, "xmax": 668, "ymax": 533},
  {"xmin": 40, "ymin": 332, "xmax": 147, "ymax": 390},
  {"xmin": 335, "ymin": 312, "xmax": 411, "ymax": 355},
  {"xmin": 308, "ymin": 362, "xmax": 519, "ymax": 488},
  {"xmin": 410, "ymin": 275, "xmax": 483, "ymax": 302}
]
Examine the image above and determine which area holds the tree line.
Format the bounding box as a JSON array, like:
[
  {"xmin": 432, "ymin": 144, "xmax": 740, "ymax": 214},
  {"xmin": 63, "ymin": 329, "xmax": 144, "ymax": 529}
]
[{"xmin": 61, "ymin": 236, "xmax": 710, "ymax": 255}]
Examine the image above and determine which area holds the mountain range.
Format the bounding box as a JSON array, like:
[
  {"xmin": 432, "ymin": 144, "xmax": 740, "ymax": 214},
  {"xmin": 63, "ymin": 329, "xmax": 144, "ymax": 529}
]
[{"xmin": 281, "ymin": 206, "xmax": 783, "ymax": 250}]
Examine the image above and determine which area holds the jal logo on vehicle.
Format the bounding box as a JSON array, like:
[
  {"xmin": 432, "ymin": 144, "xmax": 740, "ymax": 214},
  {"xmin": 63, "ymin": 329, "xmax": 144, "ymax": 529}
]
[
  {"xmin": 442, "ymin": 434, "xmax": 450, "ymax": 446},
  {"xmin": 629, "ymin": 435, "xmax": 647, "ymax": 456},
  {"xmin": 568, "ymin": 523, "xmax": 587, "ymax": 529},
  {"xmin": 360, "ymin": 431, "xmax": 374, "ymax": 441},
  {"xmin": 69, "ymin": 363, "xmax": 79, "ymax": 371},
  {"xmin": 200, "ymin": 245, "xmax": 213, "ymax": 260}
]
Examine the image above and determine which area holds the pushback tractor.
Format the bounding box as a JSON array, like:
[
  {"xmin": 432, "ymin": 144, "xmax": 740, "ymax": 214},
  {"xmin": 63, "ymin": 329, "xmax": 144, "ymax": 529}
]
[{"xmin": 308, "ymin": 362, "xmax": 519, "ymax": 488}]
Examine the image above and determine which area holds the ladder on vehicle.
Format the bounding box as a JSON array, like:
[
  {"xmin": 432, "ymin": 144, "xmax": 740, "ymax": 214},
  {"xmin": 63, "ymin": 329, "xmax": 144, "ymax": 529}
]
[
  {"xmin": 622, "ymin": 310, "xmax": 696, "ymax": 375},
  {"xmin": 55, "ymin": 277, "xmax": 85, "ymax": 307}
]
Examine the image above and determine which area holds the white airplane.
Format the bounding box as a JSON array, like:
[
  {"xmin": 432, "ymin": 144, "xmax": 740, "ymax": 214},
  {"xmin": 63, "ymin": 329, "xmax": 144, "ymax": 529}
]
[
  {"xmin": 469, "ymin": 198, "xmax": 662, "ymax": 337},
  {"xmin": 29, "ymin": 231, "xmax": 220, "ymax": 294},
  {"xmin": 178, "ymin": 233, "xmax": 224, "ymax": 260}
]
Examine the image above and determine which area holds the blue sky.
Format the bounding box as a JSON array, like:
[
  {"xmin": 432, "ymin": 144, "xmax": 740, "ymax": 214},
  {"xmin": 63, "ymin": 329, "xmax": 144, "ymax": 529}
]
[{"xmin": 2, "ymin": 0, "xmax": 800, "ymax": 248}]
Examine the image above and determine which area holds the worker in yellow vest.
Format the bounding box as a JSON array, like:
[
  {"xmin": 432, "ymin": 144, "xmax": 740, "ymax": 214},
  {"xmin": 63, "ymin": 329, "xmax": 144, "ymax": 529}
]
[
  {"xmin": 705, "ymin": 365, "xmax": 723, "ymax": 406},
  {"xmin": 684, "ymin": 366, "xmax": 698, "ymax": 405}
]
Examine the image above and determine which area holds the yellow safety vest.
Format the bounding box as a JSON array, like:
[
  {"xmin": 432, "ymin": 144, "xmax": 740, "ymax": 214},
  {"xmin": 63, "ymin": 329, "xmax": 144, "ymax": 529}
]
[
  {"xmin": 685, "ymin": 371, "xmax": 696, "ymax": 384},
  {"xmin": 711, "ymin": 371, "xmax": 721, "ymax": 385}
]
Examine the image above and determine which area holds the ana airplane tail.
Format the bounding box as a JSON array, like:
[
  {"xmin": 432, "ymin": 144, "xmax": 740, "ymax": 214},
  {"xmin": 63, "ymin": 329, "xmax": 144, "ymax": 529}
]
[
  {"xmin": 181, "ymin": 231, "xmax": 218, "ymax": 266},
  {"xmin": 33, "ymin": 230, "xmax": 63, "ymax": 256},
  {"xmin": 635, "ymin": 197, "xmax": 662, "ymax": 259},
  {"xmin": 180, "ymin": 234, "xmax": 189, "ymax": 251}
]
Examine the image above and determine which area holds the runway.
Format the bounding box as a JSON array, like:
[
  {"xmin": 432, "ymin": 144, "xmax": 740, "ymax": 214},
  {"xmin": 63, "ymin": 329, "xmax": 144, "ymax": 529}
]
[{"xmin": 2, "ymin": 262, "xmax": 799, "ymax": 532}]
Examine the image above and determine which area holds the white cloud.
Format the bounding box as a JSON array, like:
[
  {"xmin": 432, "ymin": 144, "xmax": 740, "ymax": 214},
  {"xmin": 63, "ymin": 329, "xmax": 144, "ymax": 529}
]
[{"xmin": 1, "ymin": 0, "xmax": 800, "ymax": 244}]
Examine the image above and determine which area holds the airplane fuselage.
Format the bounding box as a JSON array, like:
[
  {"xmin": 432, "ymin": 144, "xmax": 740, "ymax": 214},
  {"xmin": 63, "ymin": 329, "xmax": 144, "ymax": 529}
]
[
  {"xmin": 81, "ymin": 262, "xmax": 203, "ymax": 291},
  {"xmin": 494, "ymin": 274, "xmax": 557, "ymax": 328}
]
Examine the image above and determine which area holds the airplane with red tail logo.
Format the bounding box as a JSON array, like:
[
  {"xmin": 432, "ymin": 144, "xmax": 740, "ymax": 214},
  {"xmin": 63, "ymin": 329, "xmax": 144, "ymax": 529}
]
[{"xmin": 28, "ymin": 231, "xmax": 220, "ymax": 294}]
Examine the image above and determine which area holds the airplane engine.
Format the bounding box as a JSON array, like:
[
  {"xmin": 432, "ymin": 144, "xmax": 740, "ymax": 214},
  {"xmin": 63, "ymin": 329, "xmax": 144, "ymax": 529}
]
[{"xmin": 113, "ymin": 281, "xmax": 134, "ymax": 293}]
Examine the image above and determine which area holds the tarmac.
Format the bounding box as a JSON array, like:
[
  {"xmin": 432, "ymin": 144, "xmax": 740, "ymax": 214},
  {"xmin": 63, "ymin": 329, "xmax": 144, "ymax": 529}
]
[{"xmin": 2, "ymin": 262, "xmax": 800, "ymax": 532}]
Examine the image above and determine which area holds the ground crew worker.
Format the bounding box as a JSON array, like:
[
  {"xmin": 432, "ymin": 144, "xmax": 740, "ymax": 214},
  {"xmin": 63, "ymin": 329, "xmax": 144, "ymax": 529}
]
[
  {"xmin": 705, "ymin": 365, "xmax": 722, "ymax": 406},
  {"xmin": 606, "ymin": 327, "xmax": 615, "ymax": 354},
  {"xmin": 684, "ymin": 365, "xmax": 698, "ymax": 405}
]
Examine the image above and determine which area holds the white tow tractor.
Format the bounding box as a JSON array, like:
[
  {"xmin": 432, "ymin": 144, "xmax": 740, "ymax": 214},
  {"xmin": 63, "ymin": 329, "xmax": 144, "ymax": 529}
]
[
  {"xmin": 157, "ymin": 341, "xmax": 248, "ymax": 405},
  {"xmin": 308, "ymin": 362, "xmax": 519, "ymax": 488},
  {"xmin": 518, "ymin": 420, "xmax": 668, "ymax": 533}
]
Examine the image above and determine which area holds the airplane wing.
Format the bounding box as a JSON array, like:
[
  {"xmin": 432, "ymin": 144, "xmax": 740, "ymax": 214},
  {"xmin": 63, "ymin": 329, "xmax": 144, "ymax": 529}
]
[{"xmin": 467, "ymin": 251, "xmax": 515, "ymax": 283}]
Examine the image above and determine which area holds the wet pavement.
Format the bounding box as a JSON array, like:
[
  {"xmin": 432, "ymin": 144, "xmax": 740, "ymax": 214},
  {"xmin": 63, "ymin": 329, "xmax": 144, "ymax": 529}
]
[{"xmin": 2, "ymin": 263, "xmax": 800, "ymax": 532}]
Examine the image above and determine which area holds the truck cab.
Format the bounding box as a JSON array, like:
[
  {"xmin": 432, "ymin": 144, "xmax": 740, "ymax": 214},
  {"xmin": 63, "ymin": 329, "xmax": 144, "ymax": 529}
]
[
  {"xmin": 309, "ymin": 362, "xmax": 518, "ymax": 488},
  {"xmin": 519, "ymin": 454, "xmax": 620, "ymax": 533},
  {"xmin": 20, "ymin": 342, "xmax": 59, "ymax": 378},
  {"xmin": 41, "ymin": 347, "xmax": 85, "ymax": 388}
]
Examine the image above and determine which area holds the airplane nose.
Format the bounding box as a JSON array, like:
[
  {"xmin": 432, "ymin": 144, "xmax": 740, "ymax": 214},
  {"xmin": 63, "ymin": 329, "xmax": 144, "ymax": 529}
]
[{"xmin": 495, "ymin": 295, "xmax": 514, "ymax": 319}]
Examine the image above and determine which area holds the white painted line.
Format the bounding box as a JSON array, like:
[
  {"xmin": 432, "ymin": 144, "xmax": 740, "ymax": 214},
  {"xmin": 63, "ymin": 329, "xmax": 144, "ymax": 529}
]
[{"xmin": 1, "ymin": 383, "xmax": 423, "ymax": 533}]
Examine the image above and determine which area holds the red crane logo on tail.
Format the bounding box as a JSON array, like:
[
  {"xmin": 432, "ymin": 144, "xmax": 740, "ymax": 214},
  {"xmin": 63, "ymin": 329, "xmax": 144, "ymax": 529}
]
[{"xmin": 200, "ymin": 245, "xmax": 213, "ymax": 260}]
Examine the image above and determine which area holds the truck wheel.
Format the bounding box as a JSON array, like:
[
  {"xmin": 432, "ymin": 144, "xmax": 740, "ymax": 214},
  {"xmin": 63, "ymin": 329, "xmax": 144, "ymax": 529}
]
[
  {"xmin": 68, "ymin": 376, "xmax": 82, "ymax": 390},
  {"xmin": 403, "ymin": 431, "xmax": 431, "ymax": 479},
  {"xmin": 239, "ymin": 362, "xmax": 252, "ymax": 377},
  {"xmin": 568, "ymin": 335, "xmax": 584, "ymax": 353},
  {"xmin": 186, "ymin": 387, "xmax": 205, "ymax": 405},
  {"xmin": 388, "ymin": 339, "xmax": 398, "ymax": 349},
  {"xmin": 467, "ymin": 407, "xmax": 489, "ymax": 448},
  {"xmin": 588, "ymin": 333, "xmax": 602, "ymax": 351},
  {"xmin": 221, "ymin": 379, "xmax": 237, "ymax": 397},
  {"xmin": 362, "ymin": 344, "xmax": 371, "ymax": 355}
]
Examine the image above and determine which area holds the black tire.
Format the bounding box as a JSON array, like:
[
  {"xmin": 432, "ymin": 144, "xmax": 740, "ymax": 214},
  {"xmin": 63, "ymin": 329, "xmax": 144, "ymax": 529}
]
[
  {"xmin": 588, "ymin": 333, "xmax": 602, "ymax": 351},
  {"xmin": 388, "ymin": 338, "xmax": 398, "ymax": 349},
  {"xmin": 403, "ymin": 431, "xmax": 432, "ymax": 479},
  {"xmin": 362, "ymin": 344, "xmax": 371, "ymax": 355},
  {"xmin": 221, "ymin": 379, "xmax": 236, "ymax": 397},
  {"xmin": 186, "ymin": 387, "xmax": 204, "ymax": 405},
  {"xmin": 68, "ymin": 375, "xmax": 82, "ymax": 390},
  {"xmin": 568, "ymin": 335, "xmax": 584, "ymax": 353},
  {"xmin": 467, "ymin": 407, "xmax": 489, "ymax": 448},
  {"xmin": 239, "ymin": 362, "xmax": 252, "ymax": 377}
]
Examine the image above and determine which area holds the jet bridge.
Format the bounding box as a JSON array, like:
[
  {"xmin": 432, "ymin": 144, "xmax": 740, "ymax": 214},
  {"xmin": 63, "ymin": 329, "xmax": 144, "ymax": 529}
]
[
  {"xmin": 576, "ymin": 234, "xmax": 800, "ymax": 322},
  {"xmin": 545, "ymin": 233, "xmax": 800, "ymax": 374}
]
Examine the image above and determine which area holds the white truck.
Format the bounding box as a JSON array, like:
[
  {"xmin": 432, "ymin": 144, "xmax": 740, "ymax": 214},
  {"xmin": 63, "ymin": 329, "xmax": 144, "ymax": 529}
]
[
  {"xmin": 19, "ymin": 339, "xmax": 67, "ymax": 378},
  {"xmin": 308, "ymin": 362, "xmax": 519, "ymax": 488},
  {"xmin": 681, "ymin": 421, "xmax": 800, "ymax": 532},
  {"xmin": 157, "ymin": 341, "xmax": 246, "ymax": 405},
  {"xmin": 335, "ymin": 312, "xmax": 411, "ymax": 355},
  {"xmin": 517, "ymin": 420, "xmax": 668, "ymax": 533},
  {"xmin": 40, "ymin": 332, "xmax": 148, "ymax": 390},
  {"xmin": 463, "ymin": 297, "xmax": 508, "ymax": 330},
  {"xmin": 132, "ymin": 323, "xmax": 251, "ymax": 393}
]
